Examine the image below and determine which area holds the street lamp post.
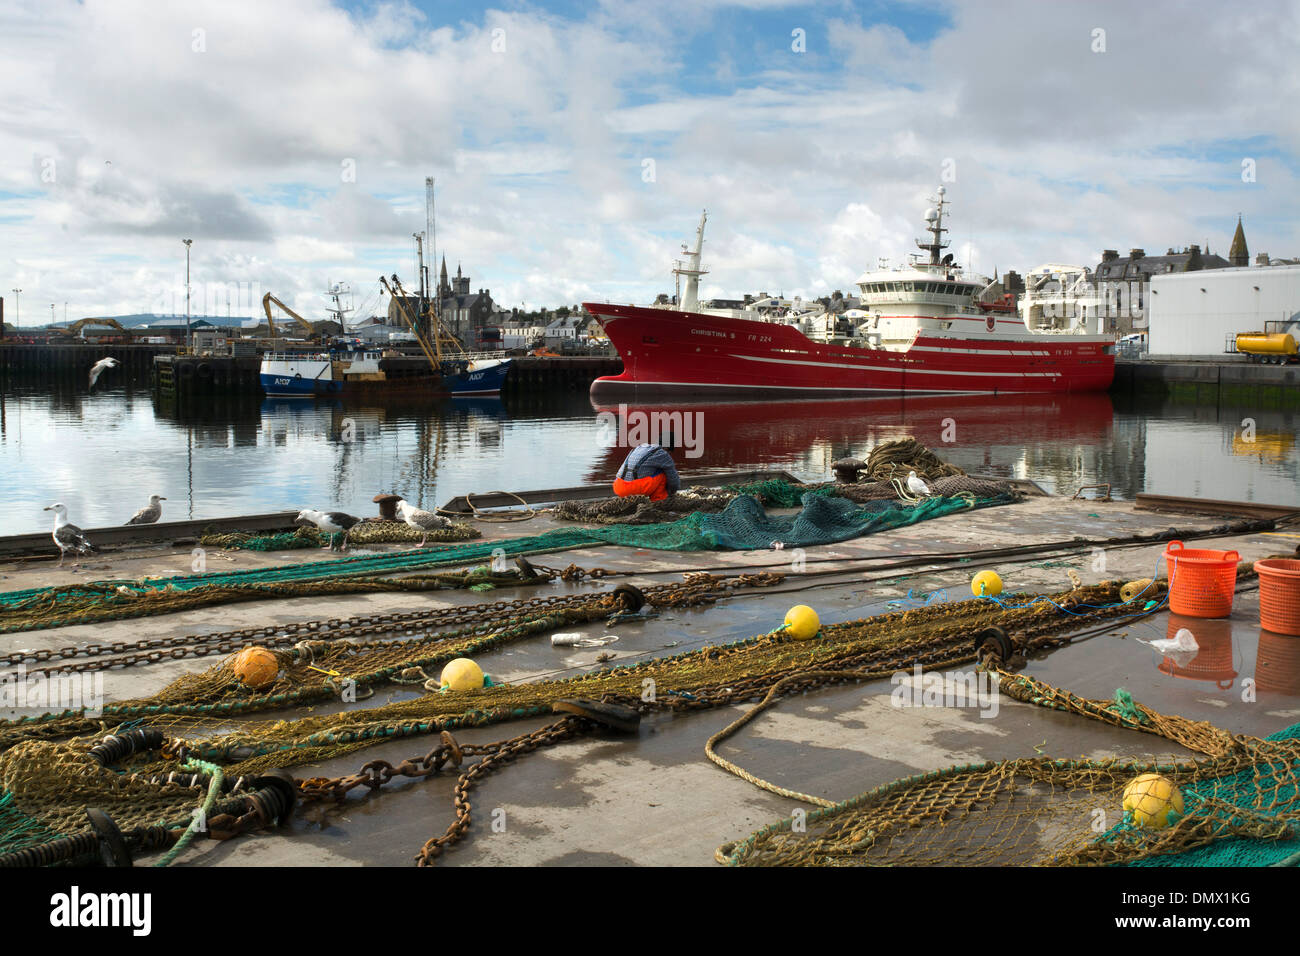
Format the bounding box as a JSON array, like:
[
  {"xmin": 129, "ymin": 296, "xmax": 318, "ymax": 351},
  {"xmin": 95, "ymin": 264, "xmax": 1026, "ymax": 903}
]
[{"xmin": 182, "ymin": 239, "xmax": 193, "ymax": 352}]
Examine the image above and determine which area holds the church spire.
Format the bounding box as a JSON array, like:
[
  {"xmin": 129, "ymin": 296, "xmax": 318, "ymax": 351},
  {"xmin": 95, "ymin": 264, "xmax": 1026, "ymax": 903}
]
[
  {"xmin": 1228, "ymin": 215, "xmax": 1249, "ymax": 267},
  {"xmin": 437, "ymin": 256, "xmax": 450, "ymax": 300}
]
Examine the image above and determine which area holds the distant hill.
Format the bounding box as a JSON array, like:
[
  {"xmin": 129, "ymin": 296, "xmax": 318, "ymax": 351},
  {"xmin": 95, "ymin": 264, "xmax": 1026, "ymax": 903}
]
[{"xmin": 45, "ymin": 313, "xmax": 255, "ymax": 329}]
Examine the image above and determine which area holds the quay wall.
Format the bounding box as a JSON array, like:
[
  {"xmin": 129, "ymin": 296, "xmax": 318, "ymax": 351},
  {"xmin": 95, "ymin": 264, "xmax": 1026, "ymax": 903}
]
[
  {"xmin": 0, "ymin": 342, "xmax": 170, "ymax": 378},
  {"xmin": 149, "ymin": 354, "xmax": 622, "ymax": 397},
  {"xmin": 0, "ymin": 345, "xmax": 622, "ymax": 396},
  {"xmin": 1112, "ymin": 359, "xmax": 1298, "ymax": 407}
]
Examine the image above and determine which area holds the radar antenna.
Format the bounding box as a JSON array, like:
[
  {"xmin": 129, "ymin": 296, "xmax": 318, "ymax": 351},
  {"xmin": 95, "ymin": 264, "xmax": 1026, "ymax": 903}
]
[{"xmin": 916, "ymin": 186, "xmax": 952, "ymax": 266}]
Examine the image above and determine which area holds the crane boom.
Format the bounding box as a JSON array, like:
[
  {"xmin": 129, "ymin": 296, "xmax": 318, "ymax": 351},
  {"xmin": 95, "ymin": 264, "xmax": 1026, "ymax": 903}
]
[
  {"xmin": 60, "ymin": 317, "xmax": 128, "ymax": 336},
  {"xmin": 262, "ymin": 293, "xmax": 319, "ymax": 339}
]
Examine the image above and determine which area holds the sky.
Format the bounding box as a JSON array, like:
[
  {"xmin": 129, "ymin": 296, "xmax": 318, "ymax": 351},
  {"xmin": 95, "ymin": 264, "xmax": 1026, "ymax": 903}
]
[{"xmin": 0, "ymin": 0, "xmax": 1297, "ymax": 325}]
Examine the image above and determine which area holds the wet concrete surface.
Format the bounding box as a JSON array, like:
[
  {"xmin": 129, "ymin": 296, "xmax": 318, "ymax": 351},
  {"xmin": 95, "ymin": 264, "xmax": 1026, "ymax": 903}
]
[{"xmin": 2, "ymin": 496, "xmax": 1297, "ymax": 865}]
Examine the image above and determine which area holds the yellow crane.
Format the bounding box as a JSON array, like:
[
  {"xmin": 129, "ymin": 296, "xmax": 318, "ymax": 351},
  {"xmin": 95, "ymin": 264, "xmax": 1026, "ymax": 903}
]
[
  {"xmin": 379, "ymin": 275, "xmax": 446, "ymax": 369},
  {"xmin": 59, "ymin": 317, "xmax": 129, "ymax": 336},
  {"xmin": 262, "ymin": 293, "xmax": 321, "ymax": 341}
]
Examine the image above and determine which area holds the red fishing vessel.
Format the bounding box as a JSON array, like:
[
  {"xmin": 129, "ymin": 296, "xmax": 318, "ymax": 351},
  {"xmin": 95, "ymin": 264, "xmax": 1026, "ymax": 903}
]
[{"xmin": 587, "ymin": 189, "xmax": 1115, "ymax": 397}]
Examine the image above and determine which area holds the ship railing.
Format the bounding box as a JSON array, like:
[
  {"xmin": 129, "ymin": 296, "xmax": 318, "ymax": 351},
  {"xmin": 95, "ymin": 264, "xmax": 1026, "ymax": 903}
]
[
  {"xmin": 447, "ymin": 350, "xmax": 509, "ymax": 362},
  {"xmin": 263, "ymin": 351, "xmax": 331, "ymax": 362}
]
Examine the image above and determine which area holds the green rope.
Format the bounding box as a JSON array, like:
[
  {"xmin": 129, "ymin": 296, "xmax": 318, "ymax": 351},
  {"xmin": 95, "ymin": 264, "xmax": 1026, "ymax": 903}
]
[{"xmin": 154, "ymin": 758, "xmax": 223, "ymax": 867}]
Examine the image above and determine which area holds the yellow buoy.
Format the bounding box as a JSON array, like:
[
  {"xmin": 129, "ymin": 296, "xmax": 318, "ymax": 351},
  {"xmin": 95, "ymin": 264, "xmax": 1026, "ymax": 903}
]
[
  {"xmin": 440, "ymin": 657, "xmax": 485, "ymax": 692},
  {"xmin": 232, "ymin": 646, "xmax": 279, "ymax": 689},
  {"xmin": 971, "ymin": 570, "xmax": 1003, "ymax": 597},
  {"xmin": 783, "ymin": 605, "xmax": 821, "ymax": 640},
  {"xmin": 1122, "ymin": 773, "xmax": 1184, "ymax": 829}
]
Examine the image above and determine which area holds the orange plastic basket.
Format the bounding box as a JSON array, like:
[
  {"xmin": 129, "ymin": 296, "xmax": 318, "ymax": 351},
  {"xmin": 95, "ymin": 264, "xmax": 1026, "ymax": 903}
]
[
  {"xmin": 1164, "ymin": 540, "xmax": 1239, "ymax": 618},
  {"xmin": 1255, "ymin": 559, "xmax": 1300, "ymax": 636}
]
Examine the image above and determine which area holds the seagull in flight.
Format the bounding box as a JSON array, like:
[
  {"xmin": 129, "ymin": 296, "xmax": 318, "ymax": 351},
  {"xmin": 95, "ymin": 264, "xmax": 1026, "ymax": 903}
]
[
  {"xmin": 906, "ymin": 470, "xmax": 931, "ymax": 497},
  {"xmin": 88, "ymin": 357, "xmax": 119, "ymax": 390},
  {"xmin": 126, "ymin": 494, "xmax": 166, "ymax": 525},
  {"xmin": 44, "ymin": 503, "xmax": 96, "ymax": 567},
  {"xmin": 296, "ymin": 509, "xmax": 361, "ymax": 551},
  {"xmin": 396, "ymin": 498, "xmax": 452, "ymax": 547}
]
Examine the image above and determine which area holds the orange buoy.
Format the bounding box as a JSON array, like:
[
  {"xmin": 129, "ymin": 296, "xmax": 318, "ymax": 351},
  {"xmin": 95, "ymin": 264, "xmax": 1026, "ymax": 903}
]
[{"xmin": 232, "ymin": 646, "xmax": 279, "ymax": 688}]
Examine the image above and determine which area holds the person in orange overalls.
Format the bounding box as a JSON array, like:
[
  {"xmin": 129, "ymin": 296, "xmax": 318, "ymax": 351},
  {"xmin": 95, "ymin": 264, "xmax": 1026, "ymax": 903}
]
[{"xmin": 613, "ymin": 443, "xmax": 681, "ymax": 502}]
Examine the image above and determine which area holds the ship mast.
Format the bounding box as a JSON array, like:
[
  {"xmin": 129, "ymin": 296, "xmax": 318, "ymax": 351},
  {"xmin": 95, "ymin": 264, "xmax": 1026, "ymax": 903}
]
[
  {"xmin": 324, "ymin": 281, "xmax": 354, "ymax": 334},
  {"xmin": 916, "ymin": 185, "xmax": 951, "ymax": 267},
  {"xmin": 426, "ymin": 176, "xmax": 437, "ymax": 341},
  {"xmin": 672, "ymin": 210, "xmax": 709, "ymax": 311}
]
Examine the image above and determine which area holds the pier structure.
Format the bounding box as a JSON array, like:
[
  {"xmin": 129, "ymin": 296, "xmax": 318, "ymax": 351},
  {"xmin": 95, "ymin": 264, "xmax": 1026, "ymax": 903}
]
[{"xmin": 0, "ymin": 483, "xmax": 1291, "ymax": 867}]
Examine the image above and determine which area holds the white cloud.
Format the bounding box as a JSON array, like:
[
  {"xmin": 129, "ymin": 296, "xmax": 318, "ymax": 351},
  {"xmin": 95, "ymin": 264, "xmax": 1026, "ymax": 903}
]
[{"xmin": 0, "ymin": 0, "xmax": 1296, "ymax": 321}]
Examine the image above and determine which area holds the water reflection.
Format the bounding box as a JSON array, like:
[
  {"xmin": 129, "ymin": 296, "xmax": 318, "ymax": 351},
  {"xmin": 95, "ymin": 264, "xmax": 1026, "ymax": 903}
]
[
  {"xmin": 0, "ymin": 377, "xmax": 1295, "ymax": 535},
  {"xmin": 1256, "ymin": 630, "xmax": 1300, "ymax": 695},
  {"xmin": 1156, "ymin": 615, "xmax": 1239, "ymax": 690},
  {"xmin": 589, "ymin": 392, "xmax": 1125, "ymax": 493}
]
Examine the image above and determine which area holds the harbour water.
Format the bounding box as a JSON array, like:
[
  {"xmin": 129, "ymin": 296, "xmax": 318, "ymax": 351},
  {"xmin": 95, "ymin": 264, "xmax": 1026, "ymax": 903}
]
[{"xmin": 0, "ymin": 379, "xmax": 1294, "ymax": 535}]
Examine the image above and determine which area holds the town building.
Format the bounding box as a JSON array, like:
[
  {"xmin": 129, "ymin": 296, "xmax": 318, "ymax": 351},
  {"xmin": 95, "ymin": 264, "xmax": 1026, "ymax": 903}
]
[
  {"xmin": 435, "ymin": 258, "xmax": 495, "ymax": 340},
  {"xmin": 1148, "ymin": 262, "xmax": 1300, "ymax": 358},
  {"xmin": 1020, "ymin": 225, "xmax": 1239, "ymax": 335}
]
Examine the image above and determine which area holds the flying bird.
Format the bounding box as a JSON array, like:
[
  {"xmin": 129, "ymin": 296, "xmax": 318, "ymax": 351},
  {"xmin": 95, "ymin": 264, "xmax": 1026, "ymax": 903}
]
[
  {"xmin": 395, "ymin": 498, "xmax": 452, "ymax": 547},
  {"xmin": 906, "ymin": 470, "xmax": 931, "ymax": 497},
  {"xmin": 44, "ymin": 503, "xmax": 96, "ymax": 567},
  {"xmin": 296, "ymin": 509, "xmax": 361, "ymax": 551},
  {"xmin": 88, "ymin": 357, "xmax": 119, "ymax": 390},
  {"xmin": 126, "ymin": 494, "xmax": 166, "ymax": 525}
]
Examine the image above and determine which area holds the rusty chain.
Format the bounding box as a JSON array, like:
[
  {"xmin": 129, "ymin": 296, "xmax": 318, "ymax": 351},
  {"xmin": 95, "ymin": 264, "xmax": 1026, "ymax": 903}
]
[
  {"xmin": 3, "ymin": 568, "xmax": 785, "ymax": 680},
  {"xmin": 415, "ymin": 718, "xmax": 585, "ymax": 866}
]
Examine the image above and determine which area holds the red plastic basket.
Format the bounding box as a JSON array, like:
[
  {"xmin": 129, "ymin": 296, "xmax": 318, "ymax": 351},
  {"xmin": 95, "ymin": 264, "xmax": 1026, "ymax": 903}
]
[
  {"xmin": 1164, "ymin": 540, "xmax": 1239, "ymax": 618},
  {"xmin": 1255, "ymin": 559, "xmax": 1300, "ymax": 636}
]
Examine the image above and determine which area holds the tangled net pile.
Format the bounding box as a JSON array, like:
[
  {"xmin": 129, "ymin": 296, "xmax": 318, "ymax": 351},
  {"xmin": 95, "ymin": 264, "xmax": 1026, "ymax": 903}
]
[
  {"xmin": 6, "ymin": 561, "xmax": 1285, "ymax": 868},
  {"xmin": 720, "ymin": 670, "xmax": 1300, "ymax": 867},
  {"xmin": 199, "ymin": 520, "xmax": 480, "ymax": 551},
  {"xmin": 863, "ymin": 437, "xmax": 966, "ymax": 483},
  {"xmin": 556, "ymin": 440, "xmax": 1003, "ymax": 522},
  {"xmin": 831, "ymin": 474, "xmax": 1016, "ymax": 503},
  {"xmin": 0, "ymin": 490, "xmax": 1011, "ymax": 635},
  {"xmin": 552, "ymin": 478, "xmax": 832, "ymax": 524}
]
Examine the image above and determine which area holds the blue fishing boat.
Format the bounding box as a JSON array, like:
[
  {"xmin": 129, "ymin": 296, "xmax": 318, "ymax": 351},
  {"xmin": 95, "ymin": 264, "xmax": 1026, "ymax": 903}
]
[
  {"xmin": 259, "ymin": 349, "xmax": 441, "ymax": 397},
  {"xmin": 444, "ymin": 354, "xmax": 512, "ymax": 395}
]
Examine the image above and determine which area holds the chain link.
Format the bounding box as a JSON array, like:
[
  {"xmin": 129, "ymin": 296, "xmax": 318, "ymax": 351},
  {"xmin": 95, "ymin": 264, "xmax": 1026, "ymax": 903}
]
[{"xmin": 2, "ymin": 569, "xmax": 786, "ymax": 679}]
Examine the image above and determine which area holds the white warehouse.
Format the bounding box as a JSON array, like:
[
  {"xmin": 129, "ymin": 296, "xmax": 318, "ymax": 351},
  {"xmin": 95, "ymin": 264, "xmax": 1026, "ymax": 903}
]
[{"xmin": 1148, "ymin": 264, "xmax": 1300, "ymax": 358}]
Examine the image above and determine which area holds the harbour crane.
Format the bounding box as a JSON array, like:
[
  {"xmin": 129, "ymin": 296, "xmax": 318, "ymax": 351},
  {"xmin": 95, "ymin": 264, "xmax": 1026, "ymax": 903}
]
[
  {"xmin": 58, "ymin": 317, "xmax": 129, "ymax": 337},
  {"xmin": 262, "ymin": 293, "xmax": 322, "ymax": 341}
]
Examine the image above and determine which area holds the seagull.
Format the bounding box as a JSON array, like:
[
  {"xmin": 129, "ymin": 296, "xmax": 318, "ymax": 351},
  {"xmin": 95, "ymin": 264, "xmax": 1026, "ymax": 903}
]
[
  {"xmin": 396, "ymin": 498, "xmax": 452, "ymax": 547},
  {"xmin": 906, "ymin": 470, "xmax": 931, "ymax": 497},
  {"xmin": 296, "ymin": 509, "xmax": 361, "ymax": 551},
  {"xmin": 44, "ymin": 503, "xmax": 96, "ymax": 567},
  {"xmin": 88, "ymin": 357, "xmax": 119, "ymax": 390},
  {"xmin": 126, "ymin": 494, "xmax": 166, "ymax": 525}
]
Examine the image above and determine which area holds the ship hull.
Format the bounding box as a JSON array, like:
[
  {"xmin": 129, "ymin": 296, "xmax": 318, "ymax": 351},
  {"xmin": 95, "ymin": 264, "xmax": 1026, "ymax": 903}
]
[
  {"xmin": 446, "ymin": 358, "xmax": 512, "ymax": 396},
  {"xmin": 260, "ymin": 372, "xmax": 340, "ymax": 397},
  {"xmin": 585, "ymin": 303, "xmax": 1115, "ymax": 397},
  {"xmin": 260, "ymin": 354, "xmax": 440, "ymax": 398}
]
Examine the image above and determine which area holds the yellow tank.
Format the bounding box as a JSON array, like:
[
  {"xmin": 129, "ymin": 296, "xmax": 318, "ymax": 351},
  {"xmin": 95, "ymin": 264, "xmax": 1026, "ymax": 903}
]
[{"xmin": 1235, "ymin": 332, "xmax": 1297, "ymax": 355}]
